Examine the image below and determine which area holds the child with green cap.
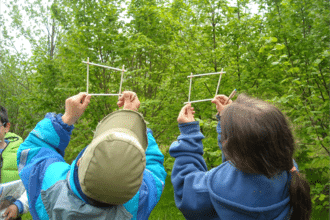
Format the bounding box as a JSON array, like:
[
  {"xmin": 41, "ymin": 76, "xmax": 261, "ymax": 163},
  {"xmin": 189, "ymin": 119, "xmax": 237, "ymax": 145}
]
[
  {"xmin": 0, "ymin": 106, "xmax": 29, "ymax": 220},
  {"xmin": 17, "ymin": 91, "xmax": 166, "ymax": 219}
]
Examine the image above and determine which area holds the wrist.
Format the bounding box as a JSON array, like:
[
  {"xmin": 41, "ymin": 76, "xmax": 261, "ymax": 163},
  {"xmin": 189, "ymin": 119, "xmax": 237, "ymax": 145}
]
[
  {"xmin": 62, "ymin": 114, "xmax": 74, "ymax": 126},
  {"xmin": 178, "ymin": 121, "xmax": 200, "ymax": 134},
  {"xmin": 13, "ymin": 200, "xmax": 23, "ymax": 214},
  {"xmin": 123, "ymin": 106, "xmax": 139, "ymax": 111},
  {"xmin": 178, "ymin": 120, "xmax": 194, "ymax": 124}
]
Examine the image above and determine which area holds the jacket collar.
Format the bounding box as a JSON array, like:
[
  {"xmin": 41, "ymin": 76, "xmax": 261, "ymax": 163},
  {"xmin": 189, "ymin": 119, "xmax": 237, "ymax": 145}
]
[{"xmin": 69, "ymin": 147, "xmax": 88, "ymax": 203}]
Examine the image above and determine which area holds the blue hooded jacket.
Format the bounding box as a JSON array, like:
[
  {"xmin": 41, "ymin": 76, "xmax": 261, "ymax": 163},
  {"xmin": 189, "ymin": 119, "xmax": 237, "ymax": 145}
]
[
  {"xmin": 17, "ymin": 113, "xmax": 166, "ymax": 220},
  {"xmin": 169, "ymin": 120, "xmax": 298, "ymax": 220}
]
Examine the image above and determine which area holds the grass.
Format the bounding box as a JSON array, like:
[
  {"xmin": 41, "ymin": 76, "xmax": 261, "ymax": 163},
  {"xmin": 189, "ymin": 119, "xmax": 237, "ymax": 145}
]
[
  {"xmin": 311, "ymin": 207, "xmax": 329, "ymax": 220},
  {"xmin": 21, "ymin": 212, "xmax": 32, "ymax": 220},
  {"xmin": 149, "ymin": 175, "xmax": 185, "ymax": 220}
]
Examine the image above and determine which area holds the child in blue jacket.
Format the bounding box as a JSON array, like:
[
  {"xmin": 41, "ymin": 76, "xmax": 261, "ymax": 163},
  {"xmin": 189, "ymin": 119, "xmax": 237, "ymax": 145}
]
[
  {"xmin": 169, "ymin": 94, "xmax": 311, "ymax": 220},
  {"xmin": 17, "ymin": 91, "xmax": 166, "ymax": 220}
]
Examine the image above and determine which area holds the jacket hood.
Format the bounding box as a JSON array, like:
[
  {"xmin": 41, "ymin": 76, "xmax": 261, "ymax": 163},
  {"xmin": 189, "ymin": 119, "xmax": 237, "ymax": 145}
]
[
  {"xmin": 207, "ymin": 162, "xmax": 293, "ymax": 220},
  {"xmin": 69, "ymin": 147, "xmax": 89, "ymax": 203},
  {"xmin": 69, "ymin": 146, "xmax": 114, "ymax": 208}
]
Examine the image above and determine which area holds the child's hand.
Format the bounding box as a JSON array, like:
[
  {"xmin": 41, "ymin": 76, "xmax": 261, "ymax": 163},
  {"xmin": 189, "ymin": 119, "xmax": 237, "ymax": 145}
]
[
  {"xmin": 62, "ymin": 92, "xmax": 91, "ymax": 125},
  {"xmin": 117, "ymin": 91, "xmax": 140, "ymax": 111},
  {"xmin": 177, "ymin": 103, "xmax": 195, "ymax": 124},
  {"xmin": 3, "ymin": 204, "xmax": 18, "ymax": 220},
  {"xmin": 211, "ymin": 95, "xmax": 232, "ymax": 114}
]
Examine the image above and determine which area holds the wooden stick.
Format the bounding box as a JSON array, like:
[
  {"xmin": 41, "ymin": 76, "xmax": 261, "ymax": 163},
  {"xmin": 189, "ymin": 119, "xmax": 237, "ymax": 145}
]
[
  {"xmin": 89, "ymin": 94, "xmax": 120, "ymax": 96},
  {"xmin": 82, "ymin": 61, "xmax": 125, "ymax": 72},
  {"xmin": 184, "ymin": 98, "xmax": 213, "ymax": 104},
  {"xmin": 215, "ymin": 68, "xmax": 224, "ymax": 96},
  {"xmin": 119, "ymin": 65, "xmax": 125, "ymax": 97},
  {"xmin": 87, "ymin": 57, "xmax": 89, "ymax": 94},
  {"xmin": 225, "ymin": 89, "xmax": 237, "ymax": 104},
  {"xmin": 188, "ymin": 73, "xmax": 193, "ymax": 102},
  {"xmin": 187, "ymin": 71, "xmax": 226, "ymax": 78}
]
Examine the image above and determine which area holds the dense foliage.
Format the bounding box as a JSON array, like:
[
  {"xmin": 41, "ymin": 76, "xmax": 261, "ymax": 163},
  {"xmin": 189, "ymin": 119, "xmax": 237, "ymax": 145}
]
[{"xmin": 1, "ymin": 0, "xmax": 329, "ymax": 218}]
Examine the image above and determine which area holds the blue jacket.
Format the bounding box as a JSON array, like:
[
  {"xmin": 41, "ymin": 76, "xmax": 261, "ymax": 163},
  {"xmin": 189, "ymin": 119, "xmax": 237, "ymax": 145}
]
[
  {"xmin": 17, "ymin": 113, "xmax": 166, "ymax": 220},
  {"xmin": 169, "ymin": 120, "xmax": 298, "ymax": 220}
]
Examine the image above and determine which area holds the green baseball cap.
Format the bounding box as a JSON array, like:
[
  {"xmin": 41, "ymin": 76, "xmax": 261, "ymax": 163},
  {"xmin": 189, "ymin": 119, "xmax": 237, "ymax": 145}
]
[{"xmin": 78, "ymin": 110, "xmax": 148, "ymax": 205}]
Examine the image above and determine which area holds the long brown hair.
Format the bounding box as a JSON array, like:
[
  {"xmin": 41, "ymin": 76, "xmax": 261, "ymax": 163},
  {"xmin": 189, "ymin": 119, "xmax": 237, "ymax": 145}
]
[{"xmin": 220, "ymin": 94, "xmax": 311, "ymax": 220}]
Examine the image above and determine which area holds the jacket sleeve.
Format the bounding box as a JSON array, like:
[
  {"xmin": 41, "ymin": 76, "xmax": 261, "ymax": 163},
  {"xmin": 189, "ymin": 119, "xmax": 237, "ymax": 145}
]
[
  {"xmin": 124, "ymin": 128, "xmax": 166, "ymax": 219},
  {"xmin": 169, "ymin": 121, "xmax": 216, "ymax": 219},
  {"xmin": 15, "ymin": 191, "xmax": 29, "ymax": 214},
  {"xmin": 145, "ymin": 128, "xmax": 166, "ymax": 187},
  {"xmin": 216, "ymin": 115, "xmax": 227, "ymax": 163},
  {"xmin": 16, "ymin": 113, "xmax": 73, "ymax": 219},
  {"xmin": 137, "ymin": 128, "xmax": 167, "ymax": 219}
]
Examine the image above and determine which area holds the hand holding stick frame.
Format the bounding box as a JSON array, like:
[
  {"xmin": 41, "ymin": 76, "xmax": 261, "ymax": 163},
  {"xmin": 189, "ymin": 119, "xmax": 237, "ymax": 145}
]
[
  {"xmin": 177, "ymin": 103, "xmax": 195, "ymax": 124},
  {"xmin": 117, "ymin": 91, "xmax": 140, "ymax": 111},
  {"xmin": 211, "ymin": 94, "xmax": 233, "ymax": 115},
  {"xmin": 62, "ymin": 93, "xmax": 91, "ymax": 126}
]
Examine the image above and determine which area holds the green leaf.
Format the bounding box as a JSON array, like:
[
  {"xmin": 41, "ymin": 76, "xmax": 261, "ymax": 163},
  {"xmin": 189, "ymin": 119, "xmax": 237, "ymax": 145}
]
[
  {"xmin": 314, "ymin": 59, "xmax": 322, "ymax": 65},
  {"xmin": 270, "ymin": 37, "xmax": 278, "ymax": 42},
  {"xmin": 273, "ymin": 44, "xmax": 285, "ymax": 50},
  {"xmin": 319, "ymin": 194, "xmax": 326, "ymax": 201}
]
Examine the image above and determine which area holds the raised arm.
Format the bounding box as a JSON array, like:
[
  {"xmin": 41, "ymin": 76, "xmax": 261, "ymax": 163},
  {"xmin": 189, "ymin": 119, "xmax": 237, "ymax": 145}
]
[
  {"xmin": 212, "ymin": 95, "xmax": 232, "ymax": 164},
  {"xmin": 169, "ymin": 104, "xmax": 218, "ymax": 219},
  {"xmin": 118, "ymin": 91, "xmax": 166, "ymax": 219},
  {"xmin": 216, "ymin": 115, "xmax": 227, "ymax": 163},
  {"xmin": 145, "ymin": 128, "xmax": 166, "ymax": 192},
  {"xmin": 17, "ymin": 93, "xmax": 90, "ymax": 219}
]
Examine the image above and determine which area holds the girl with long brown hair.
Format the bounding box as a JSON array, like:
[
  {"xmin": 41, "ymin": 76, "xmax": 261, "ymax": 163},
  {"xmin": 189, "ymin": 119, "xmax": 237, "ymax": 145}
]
[{"xmin": 169, "ymin": 94, "xmax": 312, "ymax": 220}]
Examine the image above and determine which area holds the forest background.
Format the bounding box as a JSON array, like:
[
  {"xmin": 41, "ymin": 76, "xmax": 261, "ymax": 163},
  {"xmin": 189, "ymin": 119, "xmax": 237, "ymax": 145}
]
[{"xmin": 0, "ymin": 0, "xmax": 329, "ymax": 219}]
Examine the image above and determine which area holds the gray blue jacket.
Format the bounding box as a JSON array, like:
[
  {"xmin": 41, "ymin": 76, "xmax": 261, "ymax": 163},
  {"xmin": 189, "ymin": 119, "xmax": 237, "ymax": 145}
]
[{"xmin": 17, "ymin": 113, "xmax": 167, "ymax": 220}]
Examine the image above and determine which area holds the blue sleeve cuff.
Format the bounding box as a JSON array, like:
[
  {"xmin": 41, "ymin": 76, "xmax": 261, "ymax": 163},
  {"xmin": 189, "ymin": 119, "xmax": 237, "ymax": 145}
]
[
  {"xmin": 56, "ymin": 113, "xmax": 75, "ymax": 132},
  {"xmin": 178, "ymin": 121, "xmax": 200, "ymax": 135},
  {"xmin": 45, "ymin": 113, "xmax": 74, "ymax": 133},
  {"xmin": 14, "ymin": 200, "xmax": 23, "ymax": 214}
]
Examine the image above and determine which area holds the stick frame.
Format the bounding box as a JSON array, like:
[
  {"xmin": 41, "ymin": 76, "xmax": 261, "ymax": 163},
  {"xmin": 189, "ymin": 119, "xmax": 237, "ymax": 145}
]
[
  {"xmin": 186, "ymin": 69, "xmax": 225, "ymax": 104},
  {"xmin": 84, "ymin": 58, "xmax": 125, "ymax": 96}
]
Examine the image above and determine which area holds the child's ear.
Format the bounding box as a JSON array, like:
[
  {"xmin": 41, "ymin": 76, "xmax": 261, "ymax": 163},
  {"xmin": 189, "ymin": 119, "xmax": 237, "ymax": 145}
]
[
  {"xmin": 4, "ymin": 122, "xmax": 10, "ymax": 132},
  {"xmin": 77, "ymin": 157, "xmax": 82, "ymax": 167}
]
